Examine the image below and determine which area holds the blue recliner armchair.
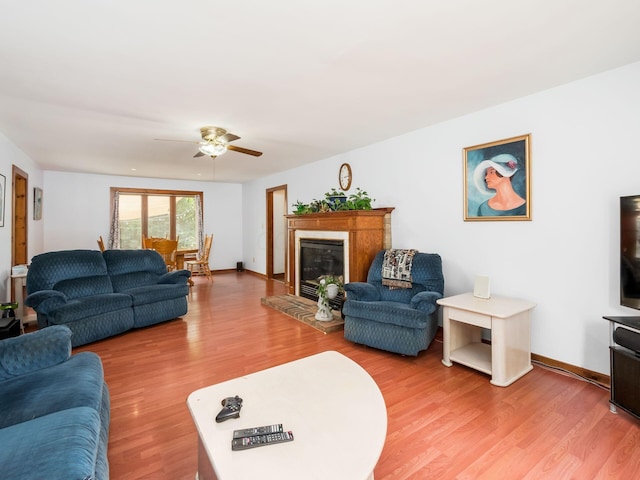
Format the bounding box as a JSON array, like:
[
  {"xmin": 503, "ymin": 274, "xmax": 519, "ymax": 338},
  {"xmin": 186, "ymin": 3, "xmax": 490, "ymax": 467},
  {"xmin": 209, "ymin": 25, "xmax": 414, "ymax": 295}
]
[{"xmin": 342, "ymin": 250, "xmax": 444, "ymax": 356}]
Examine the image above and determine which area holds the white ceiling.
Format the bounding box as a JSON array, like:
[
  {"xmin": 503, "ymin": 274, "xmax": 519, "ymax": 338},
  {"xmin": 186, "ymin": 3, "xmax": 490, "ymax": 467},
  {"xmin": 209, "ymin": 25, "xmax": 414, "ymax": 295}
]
[{"xmin": 1, "ymin": 0, "xmax": 639, "ymax": 183}]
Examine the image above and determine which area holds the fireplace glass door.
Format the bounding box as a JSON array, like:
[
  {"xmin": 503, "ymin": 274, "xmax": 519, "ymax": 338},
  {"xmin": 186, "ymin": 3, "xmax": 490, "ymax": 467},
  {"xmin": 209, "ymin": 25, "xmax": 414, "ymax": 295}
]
[{"xmin": 299, "ymin": 239, "xmax": 345, "ymax": 309}]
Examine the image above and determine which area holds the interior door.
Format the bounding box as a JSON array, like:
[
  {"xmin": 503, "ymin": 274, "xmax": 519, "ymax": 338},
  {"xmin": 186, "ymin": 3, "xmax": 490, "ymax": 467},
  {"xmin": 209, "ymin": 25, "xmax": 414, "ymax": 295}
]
[
  {"xmin": 266, "ymin": 185, "xmax": 287, "ymax": 282},
  {"xmin": 11, "ymin": 166, "xmax": 28, "ymax": 301}
]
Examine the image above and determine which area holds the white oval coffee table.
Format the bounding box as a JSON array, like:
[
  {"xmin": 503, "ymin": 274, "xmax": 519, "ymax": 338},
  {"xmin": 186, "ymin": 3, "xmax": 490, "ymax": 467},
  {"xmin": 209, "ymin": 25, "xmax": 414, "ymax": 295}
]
[{"xmin": 187, "ymin": 351, "xmax": 387, "ymax": 480}]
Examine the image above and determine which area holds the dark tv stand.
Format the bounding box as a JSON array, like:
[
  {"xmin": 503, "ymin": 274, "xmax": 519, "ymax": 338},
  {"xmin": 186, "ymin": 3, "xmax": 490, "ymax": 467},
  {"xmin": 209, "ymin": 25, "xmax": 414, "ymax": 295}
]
[{"xmin": 604, "ymin": 316, "xmax": 640, "ymax": 420}]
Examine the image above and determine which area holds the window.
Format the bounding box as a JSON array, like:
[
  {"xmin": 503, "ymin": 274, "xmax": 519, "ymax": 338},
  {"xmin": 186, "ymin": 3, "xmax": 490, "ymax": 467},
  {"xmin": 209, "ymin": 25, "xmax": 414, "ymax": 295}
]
[{"xmin": 111, "ymin": 188, "xmax": 203, "ymax": 250}]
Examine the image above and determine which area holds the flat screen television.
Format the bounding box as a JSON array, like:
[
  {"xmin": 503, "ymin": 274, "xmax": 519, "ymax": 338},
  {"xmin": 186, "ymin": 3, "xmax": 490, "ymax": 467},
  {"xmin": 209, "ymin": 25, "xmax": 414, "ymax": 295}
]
[{"xmin": 621, "ymin": 195, "xmax": 640, "ymax": 310}]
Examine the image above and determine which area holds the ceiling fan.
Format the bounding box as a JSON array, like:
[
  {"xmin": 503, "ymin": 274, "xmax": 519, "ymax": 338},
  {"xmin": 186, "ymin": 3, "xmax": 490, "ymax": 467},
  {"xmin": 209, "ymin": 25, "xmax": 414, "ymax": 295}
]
[{"xmin": 156, "ymin": 126, "xmax": 263, "ymax": 159}]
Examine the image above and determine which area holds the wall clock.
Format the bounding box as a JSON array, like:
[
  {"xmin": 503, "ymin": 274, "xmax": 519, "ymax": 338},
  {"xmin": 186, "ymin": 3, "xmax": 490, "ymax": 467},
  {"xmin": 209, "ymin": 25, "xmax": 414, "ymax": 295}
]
[{"xmin": 339, "ymin": 163, "xmax": 352, "ymax": 191}]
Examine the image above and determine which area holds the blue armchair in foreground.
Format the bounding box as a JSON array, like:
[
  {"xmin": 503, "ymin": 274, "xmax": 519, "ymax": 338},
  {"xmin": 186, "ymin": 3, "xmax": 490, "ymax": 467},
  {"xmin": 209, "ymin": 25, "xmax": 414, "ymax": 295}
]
[{"xmin": 342, "ymin": 250, "xmax": 444, "ymax": 356}]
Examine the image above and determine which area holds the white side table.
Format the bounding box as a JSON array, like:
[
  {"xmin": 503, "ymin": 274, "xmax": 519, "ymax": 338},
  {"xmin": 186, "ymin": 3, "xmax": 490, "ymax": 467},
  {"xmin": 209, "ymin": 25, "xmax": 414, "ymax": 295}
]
[
  {"xmin": 438, "ymin": 292, "xmax": 536, "ymax": 387},
  {"xmin": 10, "ymin": 273, "xmax": 37, "ymax": 330}
]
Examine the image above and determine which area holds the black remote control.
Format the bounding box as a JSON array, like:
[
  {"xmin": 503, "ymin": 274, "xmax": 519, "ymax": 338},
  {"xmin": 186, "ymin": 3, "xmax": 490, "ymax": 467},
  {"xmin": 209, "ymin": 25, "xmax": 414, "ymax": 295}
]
[
  {"xmin": 215, "ymin": 396, "xmax": 243, "ymax": 423},
  {"xmin": 233, "ymin": 424, "xmax": 283, "ymax": 439},
  {"xmin": 231, "ymin": 431, "xmax": 294, "ymax": 451}
]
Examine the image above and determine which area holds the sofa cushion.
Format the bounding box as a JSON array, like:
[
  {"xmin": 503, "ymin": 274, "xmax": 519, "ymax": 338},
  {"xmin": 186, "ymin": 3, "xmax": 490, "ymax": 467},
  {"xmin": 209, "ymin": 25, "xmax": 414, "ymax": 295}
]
[
  {"xmin": 57, "ymin": 309, "xmax": 135, "ymax": 348},
  {"xmin": 0, "ymin": 407, "xmax": 101, "ymax": 480},
  {"xmin": 124, "ymin": 283, "xmax": 190, "ymax": 306},
  {"xmin": 365, "ymin": 250, "xmax": 444, "ymax": 300},
  {"xmin": 378, "ymin": 282, "xmax": 426, "ymax": 303},
  {"xmin": 133, "ymin": 296, "xmax": 188, "ymax": 328},
  {"xmin": 55, "ymin": 275, "xmax": 114, "ymax": 299},
  {"xmin": 342, "ymin": 300, "xmax": 429, "ymax": 329},
  {"xmin": 110, "ymin": 271, "xmax": 166, "ymax": 292},
  {"xmin": 103, "ymin": 249, "xmax": 166, "ymax": 278},
  {"xmin": 0, "ymin": 325, "xmax": 71, "ymax": 381},
  {"xmin": 344, "ymin": 315, "xmax": 435, "ymax": 356},
  {"xmin": 27, "ymin": 250, "xmax": 111, "ymax": 295},
  {"xmin": 50, "ymin": 293, "xmax": 132, "ymax": 323},
  {"xmin": 0, "ymin": 351, "xmax": 104, "ymax": 429}
]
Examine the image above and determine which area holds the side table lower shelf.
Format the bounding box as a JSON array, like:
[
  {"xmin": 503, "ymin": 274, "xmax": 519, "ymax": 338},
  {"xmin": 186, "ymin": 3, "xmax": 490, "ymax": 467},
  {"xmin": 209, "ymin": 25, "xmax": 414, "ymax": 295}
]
[{"xmin": 446, "ymin": 343, "xmax": 492, "ymax": 376}]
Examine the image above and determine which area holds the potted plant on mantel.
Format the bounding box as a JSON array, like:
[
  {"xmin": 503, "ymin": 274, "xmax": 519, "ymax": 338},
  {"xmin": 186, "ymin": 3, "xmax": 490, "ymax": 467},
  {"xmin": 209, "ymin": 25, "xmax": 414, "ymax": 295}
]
[
  {"xmin": 293, "ymin": 187, "xmax": 375, "ymax": 215},
  {"xmin": 315, "ymin": 275, "xmax": 344, "ymax": 321}
]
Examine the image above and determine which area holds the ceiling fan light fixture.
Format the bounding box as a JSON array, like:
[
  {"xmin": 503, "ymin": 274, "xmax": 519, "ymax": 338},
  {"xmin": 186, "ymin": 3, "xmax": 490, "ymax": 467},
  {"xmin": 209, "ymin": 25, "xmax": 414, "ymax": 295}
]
[
  {"xmin": 213, "ymin": 143, "xmax": 227, "ymax": 156},
  {"xmin": 199, "ymin": 142, "xmax": 227, "ymax": 156}
]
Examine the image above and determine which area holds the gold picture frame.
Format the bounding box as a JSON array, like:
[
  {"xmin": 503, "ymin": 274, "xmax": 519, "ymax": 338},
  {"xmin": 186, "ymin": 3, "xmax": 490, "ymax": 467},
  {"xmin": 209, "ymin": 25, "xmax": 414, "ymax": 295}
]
[
  {"xmin": 34, "ymin": 187, "xmax": 43, "ymax": 220},
  {"xmin": 463, "ymin": 134, "xmax": 531, "ymax": 221},
  {"xmin": 0, "ymin": 174, "xmax": 5, "ymax": 227}
]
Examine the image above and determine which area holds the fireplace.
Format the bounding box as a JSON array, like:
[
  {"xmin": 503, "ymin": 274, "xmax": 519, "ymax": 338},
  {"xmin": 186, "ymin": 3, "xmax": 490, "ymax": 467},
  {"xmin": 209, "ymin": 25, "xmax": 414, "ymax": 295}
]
[
  {"xmin": 298, "ymin": 239, "xmax": 345, "ymax": 309},
  {"xmin": 286, "ymin": 208, "xmax": 394, "ymax": 298}
]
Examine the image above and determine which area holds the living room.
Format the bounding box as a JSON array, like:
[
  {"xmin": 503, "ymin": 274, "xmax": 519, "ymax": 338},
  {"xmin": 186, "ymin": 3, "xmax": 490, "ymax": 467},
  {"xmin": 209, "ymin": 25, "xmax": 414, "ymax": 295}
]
[
  {"xmin": 2, "ymin": 1, "xmax": 640, "ymax": 478},
  {"xmin": 6, "ymin": 59, "xmax": 638, "ymax": 380}
]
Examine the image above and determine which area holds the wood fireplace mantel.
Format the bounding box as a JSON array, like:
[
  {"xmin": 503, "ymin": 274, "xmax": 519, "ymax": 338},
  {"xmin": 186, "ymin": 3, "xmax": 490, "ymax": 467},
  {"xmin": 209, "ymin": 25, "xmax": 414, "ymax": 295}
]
[{"xmin": 285, "ymin": 208, "xmax": 394, "ymax": 294}]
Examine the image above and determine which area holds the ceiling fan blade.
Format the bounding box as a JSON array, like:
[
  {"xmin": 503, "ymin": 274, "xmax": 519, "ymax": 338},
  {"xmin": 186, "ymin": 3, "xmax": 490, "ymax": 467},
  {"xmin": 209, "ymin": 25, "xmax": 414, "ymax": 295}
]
[
  {"xmin": 227, "ymin": 145, "xmax": 263, "ymax": 157},
  {"xmin": 219, "ymin": 133, "xmax": 240, "ymax": 143},
  {"xmin": 193, "ymin": 151, "xmax": 205, "ymax": 158},
  {"xmin": 154, "ymin": 138, "xmax": 198, "ymax": 144}
]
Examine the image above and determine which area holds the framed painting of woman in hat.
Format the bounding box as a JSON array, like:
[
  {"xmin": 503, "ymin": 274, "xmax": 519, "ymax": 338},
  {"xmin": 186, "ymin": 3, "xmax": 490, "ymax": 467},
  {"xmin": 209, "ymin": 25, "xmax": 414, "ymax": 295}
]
[{"xmin": 463, "ymin": 134, "xmax": 531, "ymax": 221}]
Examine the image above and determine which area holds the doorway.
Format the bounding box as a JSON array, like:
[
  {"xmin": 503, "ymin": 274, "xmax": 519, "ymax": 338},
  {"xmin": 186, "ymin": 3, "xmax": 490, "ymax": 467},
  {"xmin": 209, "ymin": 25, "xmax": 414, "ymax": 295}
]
[
  {"xmin": 266, "ymin": 185, "xmax": 287, "ymax": 283},
  {"xmin": 11, "ymin": 166, "xmax": 28, "ymax": 301}
]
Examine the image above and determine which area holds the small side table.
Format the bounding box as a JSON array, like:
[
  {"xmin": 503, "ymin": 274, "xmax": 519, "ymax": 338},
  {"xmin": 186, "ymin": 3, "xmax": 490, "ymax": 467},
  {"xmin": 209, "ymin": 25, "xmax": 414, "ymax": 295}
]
[
  {"xmin": 438, "ymin": 292, "xmax": 536, "ymax": 387},
  {"xmin": 11, "ymin": 273, "xmax": 37, "ymax": 328}
]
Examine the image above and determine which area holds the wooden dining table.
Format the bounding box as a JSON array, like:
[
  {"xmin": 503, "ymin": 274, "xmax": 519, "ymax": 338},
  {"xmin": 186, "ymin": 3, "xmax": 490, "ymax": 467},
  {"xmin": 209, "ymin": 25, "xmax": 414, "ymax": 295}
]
[
  {"xmin": 176, "ymin": 249, "xmax": 198, "ymax": 286},
  {"xmin": 176, "ymin": 249, "xmax": 198, "ymax": 270}
]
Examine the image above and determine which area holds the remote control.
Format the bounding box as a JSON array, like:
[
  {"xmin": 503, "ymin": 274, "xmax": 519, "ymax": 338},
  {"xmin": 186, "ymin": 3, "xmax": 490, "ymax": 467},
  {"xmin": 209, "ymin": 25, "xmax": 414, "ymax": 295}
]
[
  {"xmin": 215, "ymin": 396, "xmax": 243, "ymax": 423},
  {"xmin": 231, "ymin": 431, "xmax": 294, "ymax": 451},
  {"xmin": 233, "ymin": 424, "xmax": 283, "ymax": 439}
]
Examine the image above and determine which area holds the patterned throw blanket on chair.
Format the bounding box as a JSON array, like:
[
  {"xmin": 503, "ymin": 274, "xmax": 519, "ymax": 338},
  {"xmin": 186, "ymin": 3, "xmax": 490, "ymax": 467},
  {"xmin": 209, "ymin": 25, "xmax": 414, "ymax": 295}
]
[{"xmin": 381, "ymin": 249, "xmax": 418, "ymax": 289}]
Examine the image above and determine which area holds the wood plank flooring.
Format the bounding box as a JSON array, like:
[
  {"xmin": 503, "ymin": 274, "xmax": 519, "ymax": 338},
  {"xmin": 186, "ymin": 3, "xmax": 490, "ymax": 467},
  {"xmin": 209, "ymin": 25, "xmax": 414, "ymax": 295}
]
[{"xmin": 73, "ymin": 273, "xmax": 640, "ymax": 479}]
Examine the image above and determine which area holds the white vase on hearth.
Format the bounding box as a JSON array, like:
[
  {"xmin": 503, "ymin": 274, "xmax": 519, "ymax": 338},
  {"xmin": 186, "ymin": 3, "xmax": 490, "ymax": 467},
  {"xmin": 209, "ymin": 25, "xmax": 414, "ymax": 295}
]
[
  {"xmin": 315, "ymin": 280, "xmax": 339, "ymax": 321},
  {"xmin": 315, "ymin": 295, "xmax": 333, "ymax": 321}
]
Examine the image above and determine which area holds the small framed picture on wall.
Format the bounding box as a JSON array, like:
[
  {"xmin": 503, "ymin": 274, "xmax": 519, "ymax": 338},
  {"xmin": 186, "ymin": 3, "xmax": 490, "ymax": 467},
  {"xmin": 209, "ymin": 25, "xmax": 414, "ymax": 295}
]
[
  {"xmin": 0, "ymin": 174, "xmax": 5, "ymax": 227},
  {"xmin": 34, "ymin": 187, "xmax": 43, "ymax": 220}
]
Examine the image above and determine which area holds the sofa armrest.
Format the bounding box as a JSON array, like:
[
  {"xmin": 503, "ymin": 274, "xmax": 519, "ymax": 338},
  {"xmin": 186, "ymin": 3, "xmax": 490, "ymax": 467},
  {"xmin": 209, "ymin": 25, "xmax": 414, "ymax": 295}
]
[
  {"xmin": 344, "ymin": 282, "xmax": 381, "ymax": 302},
  {"xmin": 0, "ymin": 325, "xmax": 72, "ymax": 381},
  {"xmin": 25, "ymin": 289, "xmax": 68, "ymax": 314},
  {"xmin": 410, "ymin": 291, "xmax": 443, "ymax": 315},
  {"xmin": 158, "ymin": 269, "xmax": 191, "ymax": 284}
]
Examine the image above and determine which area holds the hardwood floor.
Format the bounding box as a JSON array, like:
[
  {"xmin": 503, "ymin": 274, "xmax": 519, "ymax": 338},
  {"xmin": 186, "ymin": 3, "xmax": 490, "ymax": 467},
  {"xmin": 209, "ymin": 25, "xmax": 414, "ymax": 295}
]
[{"xmin": 74, "ymin": 273, "xmax": 640, "ymax": 479}]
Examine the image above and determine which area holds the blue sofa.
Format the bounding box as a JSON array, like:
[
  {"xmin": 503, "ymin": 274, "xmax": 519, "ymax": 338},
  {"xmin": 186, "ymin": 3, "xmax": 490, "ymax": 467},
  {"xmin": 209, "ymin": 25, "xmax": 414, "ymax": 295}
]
[
  {"xmin": 26, "ymin": 249, "xmax": 191, "ymax": 347},
  {"xmin": 0, "ymin": 325, "xmax": 109, "ymax": 479}
]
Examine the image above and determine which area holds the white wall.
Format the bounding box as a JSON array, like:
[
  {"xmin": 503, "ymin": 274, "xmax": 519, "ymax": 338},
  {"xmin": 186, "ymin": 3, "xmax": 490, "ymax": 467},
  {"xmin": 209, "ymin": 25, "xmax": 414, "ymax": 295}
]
[
  {"xmin": 243, "ymin": 61, "xmax": 640, "ymax": 375},
  {"xmin": 0, "ymin": 132, "xmax": 44, "ymax": 301},
  {"xmin": 43, "ymin": 171, "xmax": 244, "ymax": 270}
]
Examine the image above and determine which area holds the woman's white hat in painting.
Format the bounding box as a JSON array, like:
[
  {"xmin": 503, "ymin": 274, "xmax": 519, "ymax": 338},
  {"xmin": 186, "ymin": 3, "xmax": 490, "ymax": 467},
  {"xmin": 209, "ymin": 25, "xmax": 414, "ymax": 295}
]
[{"xmin": 473, "ymin": 154, "xmax": 519, "ymax": 195}]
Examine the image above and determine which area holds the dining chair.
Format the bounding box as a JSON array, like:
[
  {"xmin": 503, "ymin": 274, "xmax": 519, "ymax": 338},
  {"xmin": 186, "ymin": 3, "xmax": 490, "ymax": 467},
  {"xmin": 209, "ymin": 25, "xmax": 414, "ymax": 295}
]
[
  {"xmin": 185, "ymin": 234, "xmax": 213, "ymax": 282},
  {"xmin": 143, "ymin": 236, "xmax": 165, "ymax": 249},
  {"xmin": 151, "ymin": 238, "xmax": 179, "ymax": 271}
]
